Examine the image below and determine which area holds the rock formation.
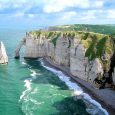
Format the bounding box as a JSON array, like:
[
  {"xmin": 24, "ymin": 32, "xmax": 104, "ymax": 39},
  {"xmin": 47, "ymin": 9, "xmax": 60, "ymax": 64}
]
[
  {"xmin": 54, "ymin": 34, "xmax": 70, "ymax": 66},
  {"xmin": 0, "ymin": 41, "xmax": 8, "ymax": 64},
  {"xmin": 15, "ymin": 38, "xmax": 26, "ymax": 59},
  {"xmin": 24, "ymin": 33, "xmax": 47, "ymax": 58},
  {"xmin": 70, "ymin": 38, "xmax": 103, "ymax": 84},
  {"xmin": 15, "ymin": 31, "xmax": 108, "ymax": 87}
]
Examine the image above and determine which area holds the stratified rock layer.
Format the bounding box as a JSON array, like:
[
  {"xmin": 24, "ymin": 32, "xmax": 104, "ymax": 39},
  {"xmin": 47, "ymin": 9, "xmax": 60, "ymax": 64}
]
[
  {"xmin": 70, "ymin": 39, "xmax": 103, "ymax": 84},
  {"xmin": 54, "ymin": 34, "xmax": 70, "ymax": 66},
  {"xmin": 16, "ymin": 32, "xmax": 104, "ymax": 86},
  {"xmin": 25, "ymin": 34, "xmax": 47, "ymax": 58}
]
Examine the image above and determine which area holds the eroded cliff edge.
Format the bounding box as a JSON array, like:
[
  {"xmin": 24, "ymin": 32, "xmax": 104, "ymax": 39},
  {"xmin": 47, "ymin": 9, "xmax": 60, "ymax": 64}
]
[
  {"xmin": 0, "ymin": 41, "xmax": 8, "ymax": 64},
  {"xmin": 14, "ymin": 30, "xmax": 115, "ymax": 114},
  {"xmin": 15, "ymin": 31, "xmax": 115, "ymax": 87}
]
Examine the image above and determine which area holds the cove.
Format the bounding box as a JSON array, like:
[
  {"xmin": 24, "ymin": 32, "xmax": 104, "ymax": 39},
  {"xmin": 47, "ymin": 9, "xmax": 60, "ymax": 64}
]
[{"xmin": 0, "ymin": 28, "xmax": 109, "ymax": 115}]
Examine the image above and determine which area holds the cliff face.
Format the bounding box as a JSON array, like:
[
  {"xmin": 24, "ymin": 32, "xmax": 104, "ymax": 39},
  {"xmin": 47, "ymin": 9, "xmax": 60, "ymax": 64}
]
[
  {"xmin": 0, "ymin": 41, "xmax": 8, "ymax": 64},
  {"xmin": 54, "ymin": 34, "xmax": 70, "ymax": 66},
  {"xmin": 17, "ymin": 32, "xmax": 104, "ymax": 87},
  {"xmin": 70, "ymin": 39, "xmax": 103, "ymax": 84},
  {"xmin": 24, "ymin": 33, "xmax": 47, "ymax": 58}
]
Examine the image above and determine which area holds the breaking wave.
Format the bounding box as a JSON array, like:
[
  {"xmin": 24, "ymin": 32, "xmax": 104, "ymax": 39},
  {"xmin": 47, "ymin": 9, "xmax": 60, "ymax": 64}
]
[
  {"xmin": 40, "ymin": 59, "xmax": 108, "ymax": 115},
  {"xmin": 19, "ymin": 60, "xmax": 108, "ymax": 115},
  {"xmin": 19, "ymin": 62, "xmax": 39, "ymax": 115}
]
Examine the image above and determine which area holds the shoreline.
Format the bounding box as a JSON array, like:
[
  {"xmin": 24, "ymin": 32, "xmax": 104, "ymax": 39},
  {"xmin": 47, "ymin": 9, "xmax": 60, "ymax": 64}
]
[{"xmin": 43, "ymin": 57, "xmax": 115, "ymax": 115}]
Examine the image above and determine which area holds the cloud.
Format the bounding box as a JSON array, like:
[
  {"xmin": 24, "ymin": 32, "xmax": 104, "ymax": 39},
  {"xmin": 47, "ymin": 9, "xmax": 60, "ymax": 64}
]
[
  {"xmin": 0, "ymin": 0, "xmax": 104, "ymax": 13},
  {"xmin": 94, "ymin": 1, "xmax": 104, "ymax": 8},
  {"xmin": 60, "ymin": 11, "xmax": 77, "ymax": 20},
  {"xmin": 107, "ymin": 9, "xmax": 115, "ymax": 19},
  {"xmin": 0, "ymin": 0, "xmax": 115, "ymax": 27},
  {"xmin": 27, "ymin": 14, "xmax": 35, "ymax": 18},
  {"xmin": 81, "ymin": 11, "xmax": 96, "ymax": 20},
  {"xmin": 13, "ymin": 12, "xmax": 24, "ymax": 17},
  {"xmin": 10, "ymin": 12, "xmax": 36, "ymax": 20},
  {"xmin": 43, "ymin": 0, "xmax": 104, "ymax": 13}
]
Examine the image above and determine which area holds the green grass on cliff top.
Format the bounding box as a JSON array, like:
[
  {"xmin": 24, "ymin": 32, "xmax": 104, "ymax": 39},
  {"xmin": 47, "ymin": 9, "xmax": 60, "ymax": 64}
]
[
  {"xmin": 30, "ymin": 25, "xmax": 115, "ymax": 68},
  {"xmin": 29, "ymin": 24, "xmax": 114, "ymax": 57},
  {"xmin": 48, "ymin": 24, "xmax": 115, "ymax": 35},
  {"xmin": 30, "ymin": 30, "xmax": 112, "ymax": 55}
]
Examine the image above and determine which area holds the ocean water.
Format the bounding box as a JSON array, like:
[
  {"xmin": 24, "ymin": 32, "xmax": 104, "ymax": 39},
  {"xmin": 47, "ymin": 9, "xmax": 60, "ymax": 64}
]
[{"xmin": 0, "ymin": 28, "xmax": 108, "ymax": 115}]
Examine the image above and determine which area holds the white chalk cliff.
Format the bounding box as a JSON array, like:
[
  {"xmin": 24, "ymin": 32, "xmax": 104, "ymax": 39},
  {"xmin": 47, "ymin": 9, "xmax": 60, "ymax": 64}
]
[
  {"xmin": 54, "ymin": 34, "xmax": 70, "ymax": 66},
  {"xmin": 70, "ymin": 38, "xmax": 103, "ymax": 84},
  {"xmin": 24, "ymin": 33, "xmax": 47, "ymax": 58},
  {"xmin": 0, "ymin": 41, "xmax": 8, "ymax": 64},
  {"xmin": 15, "ymin": 32, "xmax": 104, "ymax": 87}
]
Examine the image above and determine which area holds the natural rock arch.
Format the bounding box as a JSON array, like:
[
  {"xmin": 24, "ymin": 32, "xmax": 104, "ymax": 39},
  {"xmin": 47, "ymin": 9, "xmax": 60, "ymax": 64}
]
[{"xmin": 14, "ymin": 38, "xmax": 26, "ymax": 59}]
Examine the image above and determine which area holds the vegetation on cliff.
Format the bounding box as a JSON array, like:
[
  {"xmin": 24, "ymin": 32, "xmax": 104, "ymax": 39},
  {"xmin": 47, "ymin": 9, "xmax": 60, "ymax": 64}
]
[
  {"xmin": 29, "ymin": 25, "xmax": 114, "ymax": 80},
  {"xmin": 48, "ymin": 24, "xmax": 115, "ymax": 35}
]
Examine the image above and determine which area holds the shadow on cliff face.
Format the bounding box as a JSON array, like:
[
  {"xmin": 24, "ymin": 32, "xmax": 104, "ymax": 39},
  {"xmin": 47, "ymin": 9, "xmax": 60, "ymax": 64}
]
[
  {"xmin": 21, "ymin": 59, "xmax": 69, "ymax": 90},
  {"xmin": 50, "ymin": 96, "xmax": 90, "ymax": 115}
]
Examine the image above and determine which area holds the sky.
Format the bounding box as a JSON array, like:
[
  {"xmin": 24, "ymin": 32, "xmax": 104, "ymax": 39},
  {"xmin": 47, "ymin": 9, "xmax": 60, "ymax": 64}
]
[{"xmin": 0, "ymin": 0, "xmax": 115, "ymax": 28}]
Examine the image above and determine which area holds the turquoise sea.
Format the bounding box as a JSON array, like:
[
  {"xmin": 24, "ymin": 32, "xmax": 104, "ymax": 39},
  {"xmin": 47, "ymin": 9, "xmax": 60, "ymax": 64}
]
[{"xmin": 0, "ymin": 28, "xmax": 108, "ymax": 115}]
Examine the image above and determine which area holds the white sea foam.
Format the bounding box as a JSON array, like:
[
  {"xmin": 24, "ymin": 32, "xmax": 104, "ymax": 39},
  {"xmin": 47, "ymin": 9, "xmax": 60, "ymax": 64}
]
[
  {"xmin": 24, "ymin": 80, "xmax": 32, "ymax": 91},
  {"xmin": 31, "ymin": 88, "xmax": 38, "ymax": 94},
  {"xmin": 19, "ymin": 80, "xmax": 32, "ymax": 101},
  {"xmin": 30, "ymin": 69, "xmax": 37, "ymax": 80},
  {"xmin": 30, "ymin": 98, "xmax": 44, "ymax": 105},
  {"xmin": 20, "ymin": 62, "xmax": 41, "ymax": 115},
  {"xmin": 40, "ymin": 60, "xmax": 108, "ymax": 115},
  {"xmin": 22, "ymin": 61, "xmax": 26, "ymax": 65},
  {"xmin": 20, "ymin": 68, "xmax": 38, "ymax": 102}
]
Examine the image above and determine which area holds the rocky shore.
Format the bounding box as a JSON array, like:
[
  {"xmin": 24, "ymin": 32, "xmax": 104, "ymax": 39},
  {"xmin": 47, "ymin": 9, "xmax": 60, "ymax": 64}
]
[
  {"xmin": 43, "ymin": 57, "xmax": 115, "ymax": 115},
  {"xmin": 15, "ymin": 31, "xmax": 106, "ymax": 85},
  {"xmin": 15, "ymin": 30, "xmax": 115, "ymax": 114}
]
